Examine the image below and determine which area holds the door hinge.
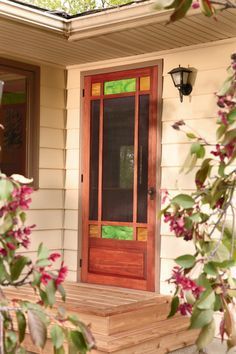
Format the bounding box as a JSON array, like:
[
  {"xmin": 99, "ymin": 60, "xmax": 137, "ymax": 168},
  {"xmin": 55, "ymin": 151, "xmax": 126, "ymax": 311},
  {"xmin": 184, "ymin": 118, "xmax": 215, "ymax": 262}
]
[
  {"xmin": 82, "ymin": 89, "xmax": 85, "ymax": 97},
  {"xmin": 81, "ymin": 174, "xmax": 83, "ymax": 183},
  {"xmin": 80, "ymin": 259, "xmax": 83, "ymax": 268}
]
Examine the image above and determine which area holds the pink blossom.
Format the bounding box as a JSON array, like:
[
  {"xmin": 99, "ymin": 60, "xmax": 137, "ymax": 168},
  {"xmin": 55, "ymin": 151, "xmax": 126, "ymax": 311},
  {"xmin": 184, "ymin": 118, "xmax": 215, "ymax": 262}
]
[
  {"xmin": 192, "ymin": 1, "xmax": 200, "ymax": 8},
  {"xmin": 179, "ymin": 303, "xmax": 193, "ymax": 315},
  {"xmin": 56, "ymin": 262, "xmax": 68, "ymax": 286},
  {"xmin": 0, "ymin": 248, "xmax": 7, "ymax": 257},
  {"xmin": 170, "ymin": 267, "xmax": 204, "ymax": 299},
  {"xmin": 161, "ymin": 189, "xmax": 169, "ymax": 205},
  {"xmin": 6, "ymin": 242, "xmax": 16, "ymax": 250},
  {"xmin": 41, "ymin": 272, "xmax": 52, "ymax": 286},
  {"xmin": 164, "ymin": 212, "xmax": 193, "ymax": 240},
  {"xmin": 49, "ymin": 253, "xmax": 61, "ymax": 262}
]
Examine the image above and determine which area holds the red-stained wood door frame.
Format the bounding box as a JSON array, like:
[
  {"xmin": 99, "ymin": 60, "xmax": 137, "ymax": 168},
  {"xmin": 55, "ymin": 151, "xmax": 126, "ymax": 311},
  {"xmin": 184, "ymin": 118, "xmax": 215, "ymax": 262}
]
[{"xmin": 81, "ymin": 66, "xmax": 159, "ymax": 291}]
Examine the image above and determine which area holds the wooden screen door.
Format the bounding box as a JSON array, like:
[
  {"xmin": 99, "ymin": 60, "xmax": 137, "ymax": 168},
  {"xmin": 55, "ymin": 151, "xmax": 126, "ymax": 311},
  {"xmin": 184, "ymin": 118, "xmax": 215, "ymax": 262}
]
[{"xmin": 81, "ymin": 67, "xmax": 158, "ymax": 291}]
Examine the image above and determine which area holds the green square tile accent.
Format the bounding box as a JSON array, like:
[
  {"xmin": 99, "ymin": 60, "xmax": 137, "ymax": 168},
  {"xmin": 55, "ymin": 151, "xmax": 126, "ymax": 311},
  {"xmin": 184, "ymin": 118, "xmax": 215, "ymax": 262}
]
[
  {"xmin": 102, "ymin": 226, "xmax": 133, "ymax": 240},
  {"xmin": 104, "ymin": 78, "xmax": 136, "ymax": 95}
]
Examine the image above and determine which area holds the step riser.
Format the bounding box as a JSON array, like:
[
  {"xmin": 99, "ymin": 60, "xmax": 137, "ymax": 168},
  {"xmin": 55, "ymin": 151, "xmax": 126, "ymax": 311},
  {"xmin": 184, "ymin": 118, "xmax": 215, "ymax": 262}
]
[{"xmin": 70, "ymin": 301, "xmax": 170, "ymax": 335}]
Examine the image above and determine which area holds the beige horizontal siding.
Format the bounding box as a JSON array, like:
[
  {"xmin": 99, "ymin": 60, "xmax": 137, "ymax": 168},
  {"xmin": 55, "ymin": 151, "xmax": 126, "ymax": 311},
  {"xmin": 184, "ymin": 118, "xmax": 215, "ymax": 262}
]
[
  {"xmin": 39, "ymin": 148, "xmax": 64, "ymax": 169},
  {"xmin": 64, "ymin": 250, "xmax": 79, "ymax": 272},
  {"xmin": 162, "ymin": 93, "xmax": 217, "ymax": 121},
  {"xmin": 39, "ymin": 169, "xmax": 64, "ymax": 189},
  {"xmin": 40, "ymin": 128, "xmax": 65, "ymax": 149},
  {"xmin": 64, "ymin": 230, "xmax": 78, "ymax": 250},
  {"xmin": 40, "ymin": 107, "xmax": 65, "ymax": 129}
]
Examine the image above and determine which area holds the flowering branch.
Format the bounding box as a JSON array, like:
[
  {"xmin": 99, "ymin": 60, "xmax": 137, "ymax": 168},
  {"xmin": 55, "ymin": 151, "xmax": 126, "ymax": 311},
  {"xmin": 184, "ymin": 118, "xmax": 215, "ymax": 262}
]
[{"xmin": 161, "ymin": 53, "xmax": 236, "ymax": 352}]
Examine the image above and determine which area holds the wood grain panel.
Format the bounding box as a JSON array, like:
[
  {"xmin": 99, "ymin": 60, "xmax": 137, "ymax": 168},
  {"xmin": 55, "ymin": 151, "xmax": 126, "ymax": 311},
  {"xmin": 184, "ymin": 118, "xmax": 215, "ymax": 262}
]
[{"xmin": 89, "ymin": 247, "xmax": 146, "ymax": 278}]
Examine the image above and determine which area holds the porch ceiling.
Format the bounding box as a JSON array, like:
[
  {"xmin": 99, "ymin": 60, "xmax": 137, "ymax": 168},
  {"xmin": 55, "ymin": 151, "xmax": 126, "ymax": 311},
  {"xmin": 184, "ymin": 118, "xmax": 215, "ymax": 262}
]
[{"xmin": 0, "ymin": 7, "xmax": 236, "ymax": 67}]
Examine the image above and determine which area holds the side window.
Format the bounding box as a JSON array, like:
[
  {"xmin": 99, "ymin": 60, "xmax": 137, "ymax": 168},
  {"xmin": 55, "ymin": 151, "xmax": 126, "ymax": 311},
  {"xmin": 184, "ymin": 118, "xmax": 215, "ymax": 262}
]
[{"xmin": 0, "ymin": 59, "xmax": 40, "ymax": 187}]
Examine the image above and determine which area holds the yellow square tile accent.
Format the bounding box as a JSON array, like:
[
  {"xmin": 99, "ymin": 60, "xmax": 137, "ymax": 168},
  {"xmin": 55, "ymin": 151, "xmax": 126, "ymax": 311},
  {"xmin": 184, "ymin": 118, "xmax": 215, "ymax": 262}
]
[
  {"xmin": 140, "ymin": 76, "xmax": 150, "ymax": 91},
  {"xmin": 137, "ymin": 228, "xmax": 147, "ymax": 241},
  {"xmin": 89, "ymin": 225, "xmax": 99, "ymax": 238},
  {"xmin": 92, "ymin": 83, "xmax": 101, "ymax": 96}
]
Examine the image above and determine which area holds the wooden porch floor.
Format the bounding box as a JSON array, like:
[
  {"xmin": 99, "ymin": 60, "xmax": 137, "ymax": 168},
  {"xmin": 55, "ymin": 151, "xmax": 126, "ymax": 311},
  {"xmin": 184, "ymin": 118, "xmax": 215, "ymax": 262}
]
[{"xmin": 4, "ymin": 282, "xmax": 198, "ymax": 354}]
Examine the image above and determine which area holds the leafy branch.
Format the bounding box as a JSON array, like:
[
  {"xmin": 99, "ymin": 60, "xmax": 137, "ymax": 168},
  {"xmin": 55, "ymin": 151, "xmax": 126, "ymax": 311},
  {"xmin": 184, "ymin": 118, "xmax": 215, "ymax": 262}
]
[{"xmin": 162, "ymin": 53, "xmax": 236, "ymax": 352}]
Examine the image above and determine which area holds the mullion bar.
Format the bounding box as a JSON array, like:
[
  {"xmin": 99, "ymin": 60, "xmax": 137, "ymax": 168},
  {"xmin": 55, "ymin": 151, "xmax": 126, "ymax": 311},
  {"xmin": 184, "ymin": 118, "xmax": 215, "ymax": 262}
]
[
  {"xmin": 97, "ymin": 83, "xmax": 104, "ymax": 238},
  {"xmin": 133, "ymin": 78, "xmax": 139, "ymax": 241}
]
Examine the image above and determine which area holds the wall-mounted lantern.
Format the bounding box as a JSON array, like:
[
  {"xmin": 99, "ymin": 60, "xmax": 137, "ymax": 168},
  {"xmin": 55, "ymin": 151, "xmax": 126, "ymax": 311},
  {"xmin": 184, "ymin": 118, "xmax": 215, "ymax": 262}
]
[
  {"xmin": 168, "ymin": 66, "xmax": 192, "ymax": 102},
  {"xmin": 0, "ymin": 80, "xmax": 4, "ymax": 104}
]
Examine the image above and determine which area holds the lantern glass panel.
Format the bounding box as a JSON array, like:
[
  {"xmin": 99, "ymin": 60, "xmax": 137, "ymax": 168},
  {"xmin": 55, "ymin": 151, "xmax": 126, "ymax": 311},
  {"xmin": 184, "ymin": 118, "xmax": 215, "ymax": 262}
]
[
  {"xmin": 182, "ymin": 71, "xmax": 189, "ymax": 85},
  {"xmin": 172, "ymin": 71, "xmax": 181, "ymax": 86}
]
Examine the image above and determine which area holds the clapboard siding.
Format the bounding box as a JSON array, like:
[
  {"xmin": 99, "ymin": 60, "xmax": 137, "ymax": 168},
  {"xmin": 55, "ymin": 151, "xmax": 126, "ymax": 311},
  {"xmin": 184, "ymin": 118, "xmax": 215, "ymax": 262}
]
[
  {"xmin": 65, "ymin": 38, "xmax": 236, "ymax": 292},
  {"xmin": 20, "ymin": 64, "xmax": 67, "ymax": 260}
]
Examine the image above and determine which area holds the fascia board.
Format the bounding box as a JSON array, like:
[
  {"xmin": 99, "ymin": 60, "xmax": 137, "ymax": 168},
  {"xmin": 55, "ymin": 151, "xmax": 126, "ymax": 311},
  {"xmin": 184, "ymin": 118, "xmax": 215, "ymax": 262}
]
[{"xmin": 68, "ymin": 3, "xmax": 202, "ymax": 41}]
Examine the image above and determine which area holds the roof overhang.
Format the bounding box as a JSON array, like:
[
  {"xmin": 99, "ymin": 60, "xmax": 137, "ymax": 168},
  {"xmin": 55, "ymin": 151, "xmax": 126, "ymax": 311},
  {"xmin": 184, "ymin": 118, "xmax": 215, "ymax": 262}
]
[
  {"xmin": 0, "ymin": 0, "xmax": 66, "ymax": 34},
  {"xmin": 68, "ymin": 1, "xmax": 175, "ymax": 41},
  {"xmin": 0, "ymin": 0, "xmax": 235, "ymax": 66}
]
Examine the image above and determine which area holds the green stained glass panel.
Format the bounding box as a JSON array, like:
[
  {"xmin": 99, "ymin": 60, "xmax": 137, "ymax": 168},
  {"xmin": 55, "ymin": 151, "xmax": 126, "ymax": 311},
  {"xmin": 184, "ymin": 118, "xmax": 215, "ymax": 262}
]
[
  {"xmin": 102, "ymin": 226, "xmax": 133, "ymax": 240},
  {"xmin": 104, "ymin": 78, "xmax": 136, "ymax": 95}
]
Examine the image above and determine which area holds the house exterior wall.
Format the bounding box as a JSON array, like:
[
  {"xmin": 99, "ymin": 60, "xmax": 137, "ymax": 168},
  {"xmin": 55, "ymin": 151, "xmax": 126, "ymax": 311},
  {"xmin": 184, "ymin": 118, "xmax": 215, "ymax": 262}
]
[
  {"xmin": 65, "ymin": 38, "xmax": 236, "ymax": 290},
  {"xmin": 23, "ymin": 64, "xmax": 66, "ymax": 266}
]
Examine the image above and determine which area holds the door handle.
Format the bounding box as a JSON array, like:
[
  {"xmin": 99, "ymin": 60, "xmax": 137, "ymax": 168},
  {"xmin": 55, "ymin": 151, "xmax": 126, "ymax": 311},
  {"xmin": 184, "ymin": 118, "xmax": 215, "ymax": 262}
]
[{"xmin": 147, "ymin": 187, "xmax": 156, "ymax": 200}]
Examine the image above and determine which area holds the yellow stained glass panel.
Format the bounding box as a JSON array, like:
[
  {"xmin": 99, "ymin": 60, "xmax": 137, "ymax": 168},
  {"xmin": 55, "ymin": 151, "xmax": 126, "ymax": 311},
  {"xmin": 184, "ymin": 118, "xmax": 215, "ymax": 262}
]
[
  {"xmin": 89, "ymin": 225, "xmax": 99, "ymax": 238},
  {"xmin": 92, "ymin": 83, "xmax": 101, "ymax": 96},
  {"xmin": 137, "ymin": 228, "xmax": 147, "ymax": 241},
  {"xmin": 140, "ymin": 76, "xmax": 150, "ymax": 91}
]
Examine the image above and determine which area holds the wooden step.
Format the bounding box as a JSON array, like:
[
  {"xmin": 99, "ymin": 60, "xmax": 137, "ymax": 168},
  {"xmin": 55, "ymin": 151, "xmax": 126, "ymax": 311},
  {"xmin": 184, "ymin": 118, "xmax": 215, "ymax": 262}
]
[
  {"xmin": 4, "ymin": 283, "xmax": 171, "ymax": 335},
  {"xmin": 3, "ymin": 282, "xmax": 198, "ymax": 354},
  {"xmin": 92, "ymin": 317, "xmax": 198, "ymax": 353}
]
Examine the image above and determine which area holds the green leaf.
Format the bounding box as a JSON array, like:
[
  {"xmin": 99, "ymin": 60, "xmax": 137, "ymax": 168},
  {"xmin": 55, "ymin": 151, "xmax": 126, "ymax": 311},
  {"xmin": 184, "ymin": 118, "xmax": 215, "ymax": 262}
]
[
  {"xmin": 70, "ymin": 331, "xmax": 87, "ymax": 352},
  {"xmin": 197, "ymin": 289, "xmax": 215, "ymax": 310},
  {"xmin": 218, "ymin": 163, "xmax": 226, "ymax": 177},
  {"xmin": 57, "ymin": 284, "xmax": 66, "ymax": 302},
  {"xmin": 45, "ymin": 280, "xmax": 56, "ymax": 307},
  {"xmin": 0, "ymin": 178, "xmax": 14, "ymax": 201},
  {"xmin": 0, "ymin": 259, "xmax": 9, "ymax": 283},
  {"xmin": 167, "ymin": 296, "xmax": 179, "ymax": 318},
  {"xmin": 223, "ymin": 128, "xmax": 236, "ymax": 145},
  {"xmin": 5, "ymin": 331, "xmax": 17, "ymax": 352},
  {"xmin": 214, "ymin": 294, "xmax": 222, "ymax": 311},
  {"xmin": 195, "ymin": 160, "xmax": 211, "ymax": 188},
  {"xmin": 217, "ymin": 74, "xmax": 234, "ymax": 96},
  {"xmin": 16, "ymin": 311, "xmax": 26, "ymax": 343},
  {"xmin": 216, "ymin": 124, "xmax": 227, "ymax": 140},
  {"xmin": 203, "ymin": 263, "xmax": 217, "ymax": 276},
  {"xmin": 210, "ymin": 243, "xmax": 230, "ymax": 263},
  {"xmin": 196, "ymin": 273, "xmax": 211, "ymax": 289},
  {"xmin": 169, "ymin": 0, "xmax": 192, "ymax": 22},
  {"xmin": 189, "ymin": 213, "xmax": 202, "ymax": 223},
  {"xmin": 171, "ymin": 194, "xmax": 195, "ymax": 209},
  {"xmin": 175, "ymin": 255, "xmax": 196, "ymax": 269},
  {"xmin": 36, "ymin": 259, "xmax": 51, "ymax": 267},
  {"xmin": 191, "ymin": 142, "xmax": 205, "ymax": 159},
  {"xmin": 228, "ymin": 108, "xmax": 236, "ymax": 124},
  {"xmin": 37, "ymin": 243, "xmax": 49, "ymax": 260},
  {"xmin": 28, "ymin": 310, "xmax": 47, "ymax": 349},
  {"xmin": 54, "ymin": 347, "xmax": 65, "ymax": 354},
  {"xmin": 50, "ymin": 325, "xmax": 64, "ymax": 349},
  {"xmin": 10, "ymin": 256, "xmax": 29, "ymax": 281},
  {"xmin": 196, "ymin": 320, "xmax": 215, "ymax": 350},
  {"xmin": 199, "ymin": 0, "xmax": 214, "ymax": 16},
  {"xmin": 186, "ymin": 132, "xmax": 197, "ymax": 139},
  {"xmin": 190, "ymin": 308, "xmax": 214, "ymax": 329}
]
